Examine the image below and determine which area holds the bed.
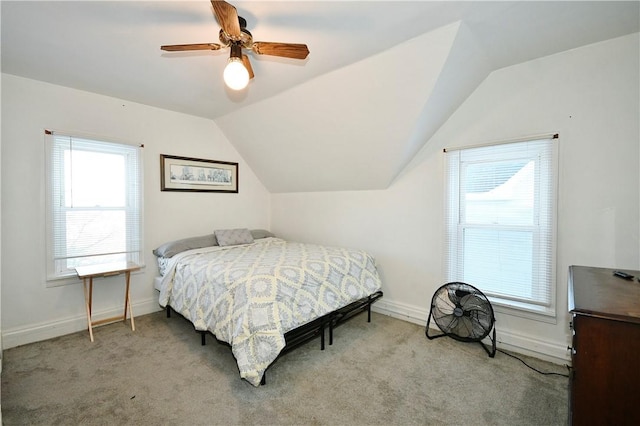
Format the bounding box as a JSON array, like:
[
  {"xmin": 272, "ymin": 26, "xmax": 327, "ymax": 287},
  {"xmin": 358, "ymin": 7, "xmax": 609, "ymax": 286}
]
[{"xmin": 153, "ymin": 228, "xmax": 383, "ymax": 386}]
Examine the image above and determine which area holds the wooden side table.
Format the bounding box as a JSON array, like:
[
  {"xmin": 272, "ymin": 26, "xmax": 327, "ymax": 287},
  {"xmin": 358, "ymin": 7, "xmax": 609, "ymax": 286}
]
[{"xmin": 75, "ymin": 262, "xmax": 141, "ymax": 342}]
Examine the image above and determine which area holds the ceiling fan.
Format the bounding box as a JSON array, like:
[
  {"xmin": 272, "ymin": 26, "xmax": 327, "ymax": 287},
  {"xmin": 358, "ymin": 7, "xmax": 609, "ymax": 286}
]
[{"xmin": 161, "ymin": 0, "xmax": 310, "ymax": 90}]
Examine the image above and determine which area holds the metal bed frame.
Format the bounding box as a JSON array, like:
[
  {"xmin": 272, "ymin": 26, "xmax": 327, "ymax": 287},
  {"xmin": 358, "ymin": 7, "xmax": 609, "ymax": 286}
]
[{"xmin": 165, "ymin": 290, "xmax": 383, "ymax": 385}]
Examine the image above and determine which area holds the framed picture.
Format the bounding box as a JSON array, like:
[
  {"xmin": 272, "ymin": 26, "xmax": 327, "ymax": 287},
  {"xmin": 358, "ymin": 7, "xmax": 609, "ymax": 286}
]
[{"xmin": 160, "ymin": 154, "xmax": 238, "ymax": 193}]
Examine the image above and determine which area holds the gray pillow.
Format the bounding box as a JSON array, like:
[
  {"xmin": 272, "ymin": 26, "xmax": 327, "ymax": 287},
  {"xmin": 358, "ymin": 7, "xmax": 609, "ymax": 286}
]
[
  {"xmin": 215, "ymin": 228, "xmax": 254, "ymax": 247},
  {"xmin": 250, "ymin": 229, "xmax": 275, "ymax": 240},
  {"xmin": 152, "ymin": 234, "xmax": 217, "ymax": 258}
]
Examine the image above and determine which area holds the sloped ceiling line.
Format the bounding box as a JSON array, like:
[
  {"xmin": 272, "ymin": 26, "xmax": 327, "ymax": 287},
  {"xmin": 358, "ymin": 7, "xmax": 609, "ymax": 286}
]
[
  {"xmin": 216, "ymin": 21, "xmax": 472, "ymax": 193},
  {"xmin": 393, "ymin": 21, "xmax": 493, "ymax": 185},
  {"xmin": 3, "ymin": 2, "xmax": 638, "ymax": 194}
]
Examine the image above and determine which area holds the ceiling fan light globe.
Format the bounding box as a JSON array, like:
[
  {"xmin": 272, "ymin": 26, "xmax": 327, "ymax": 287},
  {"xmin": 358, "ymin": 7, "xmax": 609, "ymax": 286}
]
[{"xmin": 223, "ymin": 58, "xmax": 250, "ymax": 90}]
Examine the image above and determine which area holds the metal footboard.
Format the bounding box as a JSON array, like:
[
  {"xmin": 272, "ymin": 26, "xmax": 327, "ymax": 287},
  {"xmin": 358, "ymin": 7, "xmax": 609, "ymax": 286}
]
[{"xmin": 164, "ymin": 290, "xmax": 383, "ymax": 385}]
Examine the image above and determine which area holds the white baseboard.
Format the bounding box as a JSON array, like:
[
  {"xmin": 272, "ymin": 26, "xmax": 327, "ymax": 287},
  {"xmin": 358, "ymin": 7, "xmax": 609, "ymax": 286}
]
[
  {"xmin": 2, "ymin": 298, "xmax": 162, "ymax": 350},
  {"xmin": 372, "ymin": 298, "xmax": 571, "ymax": 365},
  {"xmin": 3, "ymin": 296, "xmax": 571, "ymax": 365},
  {"xmin": 372, "ymin": 299, "xmax": 428, "ymax": 326},
  {"xmin": 492, "ymin": 329, "xmax": 571, "ymax": 364}
]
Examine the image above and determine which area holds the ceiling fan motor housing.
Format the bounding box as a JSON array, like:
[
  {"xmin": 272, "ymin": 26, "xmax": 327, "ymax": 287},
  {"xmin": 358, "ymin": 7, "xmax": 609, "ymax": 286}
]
[{"xmin": 219, "ymin": 25, "xmax": 253, "ymax": 48}]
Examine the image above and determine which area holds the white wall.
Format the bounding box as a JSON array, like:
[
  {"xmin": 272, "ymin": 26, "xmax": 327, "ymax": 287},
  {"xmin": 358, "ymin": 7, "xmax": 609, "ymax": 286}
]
[
  {"xmin": 2, "ymin": 33, "xmax": 638, "ymax": 362},
  {"xmin": 1, "ymin": 74, "xmax": 271, "ymax": 348},
  {"xmin": 271, "ymin": 33, "xmax": 640, "ymax": 363}
]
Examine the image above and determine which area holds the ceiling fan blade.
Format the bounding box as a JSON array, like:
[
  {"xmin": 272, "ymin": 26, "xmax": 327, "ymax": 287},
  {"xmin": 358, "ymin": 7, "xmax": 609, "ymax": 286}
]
[
  {"xmin": 242, "ymin": 54, "xmax": 255, "ymax": 79},
  {"xmin": 252, "ymin": 42, "xmax": 310, "ymax": 60},
  {"xmin": 161, "ymin": 43, "xmax": 222, "ymax": 52},
  {"xmin": 211, "ymin": 0, "xmax": 241, "ymax": 38}
]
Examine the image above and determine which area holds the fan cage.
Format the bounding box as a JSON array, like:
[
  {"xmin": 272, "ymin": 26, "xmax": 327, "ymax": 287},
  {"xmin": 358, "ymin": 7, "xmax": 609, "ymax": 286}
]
[{"xmin": 426, "ymin": 282, "xmax": 496, "ymax": 357}]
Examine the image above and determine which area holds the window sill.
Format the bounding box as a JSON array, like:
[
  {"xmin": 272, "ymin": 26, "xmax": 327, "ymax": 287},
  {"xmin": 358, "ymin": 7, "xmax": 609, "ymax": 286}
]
[
  {"xmin": 45, "ymin": 275, "xmax": 81, "ymax": 288},
  {"xmin": 45, "ymin": 264, "xmax": 145, "ymax": 288},
  {"xmin": 489, "ymin": 296, "xmax": 557, "ymax": 324}
]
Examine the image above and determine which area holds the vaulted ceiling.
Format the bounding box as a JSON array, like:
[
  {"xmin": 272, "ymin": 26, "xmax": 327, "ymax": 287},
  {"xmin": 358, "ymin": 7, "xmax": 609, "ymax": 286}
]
[{"xmin": 2, "ymin": 1, "xmax": 639, "ymax": 192}]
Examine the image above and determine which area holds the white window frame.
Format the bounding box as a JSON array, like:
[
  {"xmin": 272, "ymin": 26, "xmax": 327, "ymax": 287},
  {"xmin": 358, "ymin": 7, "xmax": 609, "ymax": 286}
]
[
  {"xmin": 444, "ymin": 136, "xmax": 558, "ymax": 318},
  {"xmin": 45, "ymin": 131, "xmax": 144, "ymax": 285}
]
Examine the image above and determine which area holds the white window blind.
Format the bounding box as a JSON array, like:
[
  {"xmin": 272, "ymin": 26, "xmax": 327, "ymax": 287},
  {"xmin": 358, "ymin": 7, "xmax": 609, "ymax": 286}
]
[
  {"xmin": 444, "ymin": 137, "xmax": 557, "ymax": 314},
  {"xmin": 45, "ymin": 132, "xmax": 143, "ymax": 281}
]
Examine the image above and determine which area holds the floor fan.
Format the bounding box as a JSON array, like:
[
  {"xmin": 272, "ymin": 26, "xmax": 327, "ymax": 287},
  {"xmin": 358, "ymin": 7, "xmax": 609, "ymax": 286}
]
[{"xmin": 426, "ymin": 282, "xmax": 496, "ymax": 357}]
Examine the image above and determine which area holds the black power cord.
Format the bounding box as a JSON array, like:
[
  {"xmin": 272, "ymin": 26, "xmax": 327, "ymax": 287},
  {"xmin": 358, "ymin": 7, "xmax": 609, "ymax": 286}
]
[{"xmin": 497, "ymin": 348, "xmax": 570, "ymax": 377}]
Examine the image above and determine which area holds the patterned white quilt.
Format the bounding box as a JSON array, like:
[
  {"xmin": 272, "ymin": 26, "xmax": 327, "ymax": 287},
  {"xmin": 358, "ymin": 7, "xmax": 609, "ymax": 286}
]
[{"xmin": 157, "ymin": 237, "xmax": 382, "ymax": 386}]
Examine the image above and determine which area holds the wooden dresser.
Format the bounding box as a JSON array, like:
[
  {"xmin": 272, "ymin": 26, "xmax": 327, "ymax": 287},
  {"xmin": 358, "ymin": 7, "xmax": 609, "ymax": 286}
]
[{"xmin": 568, "ymin": 265, "xmax": 640, "ymax": 425}]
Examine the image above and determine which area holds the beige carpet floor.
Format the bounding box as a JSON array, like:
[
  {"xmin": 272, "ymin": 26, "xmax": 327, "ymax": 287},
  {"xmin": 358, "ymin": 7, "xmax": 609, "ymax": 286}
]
[{"xmin": 1, "ymin": 310, "xmax": 569, "ymax": 425}]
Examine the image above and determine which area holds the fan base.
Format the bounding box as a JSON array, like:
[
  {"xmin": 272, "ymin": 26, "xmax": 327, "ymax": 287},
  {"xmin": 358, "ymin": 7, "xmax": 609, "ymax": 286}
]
[{"xmin": 426, "ymin": 325, "xmax": 496, "ymax": 358}]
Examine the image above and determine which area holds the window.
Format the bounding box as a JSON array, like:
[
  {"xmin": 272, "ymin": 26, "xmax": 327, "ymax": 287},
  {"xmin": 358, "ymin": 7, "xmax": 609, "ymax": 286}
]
[
  {"xmin": 45, "ymin": 131, "xmax": 143, "ymax": 282},
  {"xmin": 444, "ymin": 136, "xmax": 557, "ymax": 315}
]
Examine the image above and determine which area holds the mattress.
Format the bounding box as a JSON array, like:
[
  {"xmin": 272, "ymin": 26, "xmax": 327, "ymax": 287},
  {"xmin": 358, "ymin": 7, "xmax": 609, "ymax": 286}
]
[{"xmin": 156, "ymin": 237, "xmax": 383, "ymax": 385}]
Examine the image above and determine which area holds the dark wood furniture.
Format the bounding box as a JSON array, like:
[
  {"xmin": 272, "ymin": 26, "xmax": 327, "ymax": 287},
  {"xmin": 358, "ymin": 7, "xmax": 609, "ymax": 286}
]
[{"xmin": 568, "ymin": 265, "xmax": 640, "ymax": 425}]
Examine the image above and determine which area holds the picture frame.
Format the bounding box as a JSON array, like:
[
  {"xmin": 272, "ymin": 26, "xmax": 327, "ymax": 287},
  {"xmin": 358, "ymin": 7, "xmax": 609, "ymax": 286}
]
[{"xmin": 160, "ymin": 154, "xmax": 238, "ymax": 193}]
